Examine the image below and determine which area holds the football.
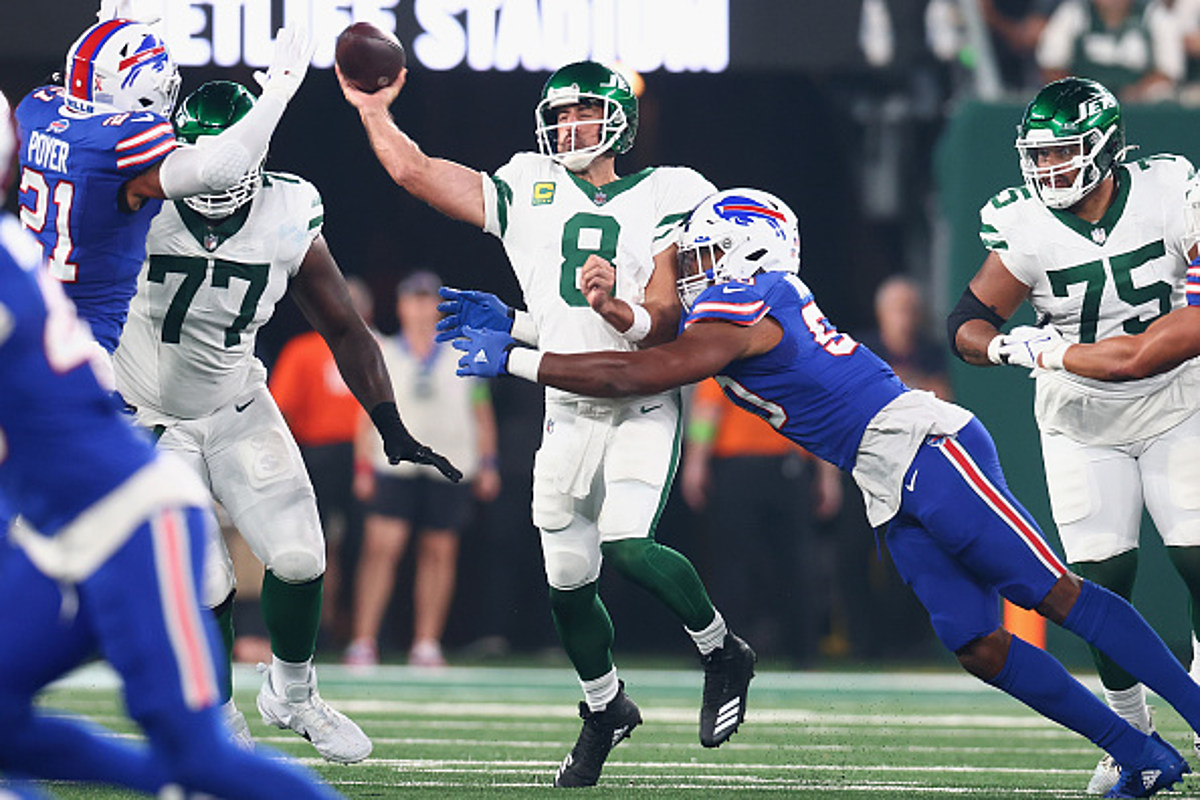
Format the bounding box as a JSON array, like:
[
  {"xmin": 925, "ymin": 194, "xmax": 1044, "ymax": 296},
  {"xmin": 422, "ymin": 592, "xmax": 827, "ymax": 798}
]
[{"xmin": 335, "ymin": 21, "xmax": 406, "ymax": 93}]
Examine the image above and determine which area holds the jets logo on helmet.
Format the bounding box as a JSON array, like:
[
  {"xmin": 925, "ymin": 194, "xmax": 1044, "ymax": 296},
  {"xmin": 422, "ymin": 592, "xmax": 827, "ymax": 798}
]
[
  {"xmin": 64, "ymin": 19, "xmax": 179, "ymax": 117},
  {"xmin": 1015, "ymin": 77, "xmax": 1126, "ymax": 210},
  {"xmin": 535, "ymin": 61, "xmax": 638, "ymax": 173},
  {"xmin": 677, "ymin": 188, "xmax": 800, "ymax": 311},
  {"xmin": 174, "ymin": 81, "xmax": 262, "ymax": 218}
]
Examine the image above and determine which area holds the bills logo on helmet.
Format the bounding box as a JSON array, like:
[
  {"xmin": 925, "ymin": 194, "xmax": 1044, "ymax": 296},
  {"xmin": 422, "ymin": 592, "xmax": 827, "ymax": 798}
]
[
  {"xmin": 119, "ymin": 35, "xmax": 170, "ymax": 90},
  {"xmin": 712, "ymin": 195, "xmax": 789, "ymax": 239}
]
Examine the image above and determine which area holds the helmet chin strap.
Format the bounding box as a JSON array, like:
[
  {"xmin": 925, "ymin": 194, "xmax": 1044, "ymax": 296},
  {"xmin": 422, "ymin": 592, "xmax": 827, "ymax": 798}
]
[{"xmin": 555, "ymin": 144, "xmax": 606, "ymax": 173}]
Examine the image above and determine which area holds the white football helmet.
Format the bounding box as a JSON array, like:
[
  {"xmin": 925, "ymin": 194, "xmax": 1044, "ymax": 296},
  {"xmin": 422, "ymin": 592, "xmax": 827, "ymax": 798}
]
[
  {"xmin": 64, "ymin": 19, "xmax": 180, "ymax": 117},
  {"xmin": 0, "ymin": 90, "xmax": 15, "ymax": 205},
  {"xmin": 676, "ymin": 188, "xmax": 800, "ymax": 311}
]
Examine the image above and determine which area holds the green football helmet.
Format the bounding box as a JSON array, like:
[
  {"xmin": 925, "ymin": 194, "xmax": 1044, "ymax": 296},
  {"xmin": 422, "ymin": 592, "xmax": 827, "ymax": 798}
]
[
  {"xmin": 1015, "ymin": 77, "xmax": 1125, "ymax": 210},
  {"xmin": 534, "ymin": 61, "xmax": 638, "ymax": 172},
  {"xmin": 174, "ymin": 80, "xmax": 262, "ymax": 217}
]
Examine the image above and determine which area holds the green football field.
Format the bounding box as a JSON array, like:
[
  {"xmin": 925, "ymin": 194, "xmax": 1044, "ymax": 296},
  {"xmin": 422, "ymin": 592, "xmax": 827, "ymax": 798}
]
[{"xmin": 36, "ymin": 662, "xmax": 1200, "ymax": 799}]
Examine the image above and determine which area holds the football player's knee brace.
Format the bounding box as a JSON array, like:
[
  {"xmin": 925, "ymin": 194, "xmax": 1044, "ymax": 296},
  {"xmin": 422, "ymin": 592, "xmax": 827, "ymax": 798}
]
[
  {"xmin": 540, "ymin": 525, "xmax": 601, "ymax": 591},
  {"xmin": 265, "ymin": 546, "xmax": 324, "ymax": 584}
]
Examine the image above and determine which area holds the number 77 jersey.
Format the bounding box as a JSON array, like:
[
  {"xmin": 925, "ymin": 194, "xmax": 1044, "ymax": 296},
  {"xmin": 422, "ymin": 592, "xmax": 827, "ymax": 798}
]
[
  {"xmin": 114, "ymin": 172, "xmax": 322, "ymax": 420},
  {"xmin": 16, "ymin": 85, "xmax": 177, "ymax": 352}
]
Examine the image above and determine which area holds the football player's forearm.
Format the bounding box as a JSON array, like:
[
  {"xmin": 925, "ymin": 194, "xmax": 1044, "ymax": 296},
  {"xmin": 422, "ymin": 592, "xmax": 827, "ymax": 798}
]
[
  {"xmin": 956, "ymin": 320, "xmax": 1001, "ymax": 366},
  {"xmin": 330, "ymin": 332, "xmax": 395, "ymax": 409},
  {"xmin": 535, "ymin": 351, "xmax": 667, "ymax": 397},
  {"xmin": 358, "ymin": 106, "xmax": 426, "ymax": 188}
]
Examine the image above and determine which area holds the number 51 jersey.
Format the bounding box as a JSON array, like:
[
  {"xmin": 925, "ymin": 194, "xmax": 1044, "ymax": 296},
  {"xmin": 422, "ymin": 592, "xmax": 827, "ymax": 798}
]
[
  {"xmin": 114, "ymin": 172, "xmax": 322, "ymax": 420},
  {"xmin": 979, "ymin": 154, "xmax": 1200, "ymax": 444}
]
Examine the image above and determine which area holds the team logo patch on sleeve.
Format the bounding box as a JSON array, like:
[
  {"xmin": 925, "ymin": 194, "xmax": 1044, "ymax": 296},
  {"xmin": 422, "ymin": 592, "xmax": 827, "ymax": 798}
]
[{"xmin": 532, "ymin": 182, "xmax": 555, "ymax": 205}]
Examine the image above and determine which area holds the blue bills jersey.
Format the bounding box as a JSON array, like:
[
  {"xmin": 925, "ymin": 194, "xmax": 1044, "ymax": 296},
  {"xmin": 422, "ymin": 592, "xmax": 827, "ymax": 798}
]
[
  {"xmin": 683, "ymin": 271, "xmax": 906, "ymax": 471},
  {"xmin": 15, "ymin": 85, "xmax": 177, "ymax": 352},
  {"xmin": 0, "ymin": 213, "xmax": 154, "ymax": 536}
]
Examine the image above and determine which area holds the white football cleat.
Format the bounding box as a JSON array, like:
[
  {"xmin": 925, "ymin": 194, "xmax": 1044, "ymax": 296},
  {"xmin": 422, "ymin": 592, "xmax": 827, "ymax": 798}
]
[
  {"xmin": 221, "ymin": 699, "xmax": 253, "ymax": 750},
  {"xmin": 1086, "ymin": 753, "xmax": 1120, "ymax": 795},
  {"xmin": 256, "ymin": 665, "xmax": 372, "ymax": 763}
]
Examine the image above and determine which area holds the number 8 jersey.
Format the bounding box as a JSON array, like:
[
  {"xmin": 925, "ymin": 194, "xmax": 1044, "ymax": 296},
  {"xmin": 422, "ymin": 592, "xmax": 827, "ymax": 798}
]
[
  {"xmin": 979, "ymin": 154, "xmax": 1200, "ymax": 444},
  {"xmin": 114, "ymin": 172, "xmax": 322, "ymax": 420},
  {"xmin": 481, "ymin": 153, "xmax": 713, "ymax": 397}
]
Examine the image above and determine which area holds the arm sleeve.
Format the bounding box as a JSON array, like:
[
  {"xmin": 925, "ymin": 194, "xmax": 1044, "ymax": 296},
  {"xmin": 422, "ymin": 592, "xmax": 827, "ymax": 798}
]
[
  {"xmin": 652, "ymin": 168, "xmax": 717, "ymax": 257},
  {"xmin": 157, "ymin": 92, "xmax": 288, "ymax": 199}
]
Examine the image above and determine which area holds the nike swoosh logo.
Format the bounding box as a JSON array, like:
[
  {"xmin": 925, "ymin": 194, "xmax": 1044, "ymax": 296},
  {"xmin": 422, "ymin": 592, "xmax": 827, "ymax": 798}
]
[
  {"xmin": 905, "ymin": 469, "xmax": 918, "ymax": 492},
  {"xmin": 234, "ymin": 398, "xmax": 255, "ymax": 413},
  {"xmin": 640, "ymin": 403, "xmax": 662, "ymax": 414},
  {"xmin": 723, "ymin": 286, "xmax": 746, "ymax": 293}
]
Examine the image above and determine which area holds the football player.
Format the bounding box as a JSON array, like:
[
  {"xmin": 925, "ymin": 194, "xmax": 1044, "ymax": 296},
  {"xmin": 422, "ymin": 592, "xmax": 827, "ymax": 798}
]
[
  {"xmin": 113, "ymin": 81, "xmax": 461, "ymax": 763},
  {"xmin": 0, "ymin": 87, "xmax": 340, "ymax": 800},
  {"xmin": 15, "ymin": 15, "xmax": 310, "ymax": 387},
  {"xmin": 949, "ymin": 76, "xmax": 1200, "ymax": 794},
  {"xmin": 452, "ymin": 187, "xmax": 1200, "ymax": 799},
  {"xmin": 339, "ymin": 60, "xmax": 755, "ymax": 785}
]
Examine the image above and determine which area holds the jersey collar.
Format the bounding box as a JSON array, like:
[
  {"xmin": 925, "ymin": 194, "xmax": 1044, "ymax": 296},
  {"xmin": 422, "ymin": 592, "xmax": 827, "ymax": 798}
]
[
  {"xmin": 566, "ymin": 167, "xmax": 654, "ymax": 206},
  {"xmin": 174, "ymin": 200, "xmax": 252, "ymax": 252},
  {"xmin": 1048, "ymin": 165, "xmax": 1130, "ymax": 246}
]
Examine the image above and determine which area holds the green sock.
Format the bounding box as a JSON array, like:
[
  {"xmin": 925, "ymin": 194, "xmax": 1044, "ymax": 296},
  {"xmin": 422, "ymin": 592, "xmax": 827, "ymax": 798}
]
[
  {"xmin": 211, "ymin": 591, "xmax": 236, "ymax": 702},
  {"xmin": 1167, "ymin": 546, "xmax": 1200, "ymax": 638},
  {"xmin": 602, "ymin": 538, "xmax": 716, "ymax": 631},
  {"xmin": 260, "ymin": 571, "xmax": 323, "ymax": 663},
  {"xmin": 549, "ymin": 582, "xmax": 614, "ymax": 681},
  {"xmin": 1073, "ymin": 551, "xmax": 1140, "ymax": 691}
]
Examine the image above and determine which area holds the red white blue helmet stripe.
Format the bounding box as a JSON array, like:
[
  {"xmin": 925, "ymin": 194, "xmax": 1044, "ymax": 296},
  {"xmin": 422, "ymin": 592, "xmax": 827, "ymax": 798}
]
[{"xmin": 67, "ymin": 19, "xmax": 126, "ymax": 107}]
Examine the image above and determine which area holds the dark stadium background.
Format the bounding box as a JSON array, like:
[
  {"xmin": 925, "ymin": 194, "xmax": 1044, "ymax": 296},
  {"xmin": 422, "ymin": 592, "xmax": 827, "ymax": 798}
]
[{"xmin": 0, "ymin": 1, "xmax": 980, "ymax": 666}]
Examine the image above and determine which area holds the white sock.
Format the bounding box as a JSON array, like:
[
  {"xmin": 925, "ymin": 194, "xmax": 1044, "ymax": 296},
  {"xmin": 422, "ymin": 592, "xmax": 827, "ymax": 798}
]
[
  {"xmin": 581, "ymin": 667, "xmax": 619, "ymax": 712},
  {"xmin": 1104, "ymin": 684, "xmax": 1152, "ymax": 733},
  {"xmin": 271, "ymin": 656, "xmax": 312, "ymax": 690},
  {"xmin": 687, "ymin": 609, "xmax": 727, "ymax": 656}
]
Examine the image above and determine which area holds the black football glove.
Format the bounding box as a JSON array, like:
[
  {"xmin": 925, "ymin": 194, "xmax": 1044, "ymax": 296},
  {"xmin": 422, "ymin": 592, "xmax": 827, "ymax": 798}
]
[{"xmin": 369, "ymin": 401, "xmax": 463, "ymax": 483}]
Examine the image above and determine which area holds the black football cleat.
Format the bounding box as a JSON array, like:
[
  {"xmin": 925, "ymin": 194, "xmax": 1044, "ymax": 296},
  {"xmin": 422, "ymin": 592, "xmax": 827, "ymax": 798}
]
[
  {"xmin": 699, "ymin": 632, "xmax": 757, "ymax": 747},
  {"xmin": 553, "ymin": 681, "xmax": 642, "ymax": 788}
]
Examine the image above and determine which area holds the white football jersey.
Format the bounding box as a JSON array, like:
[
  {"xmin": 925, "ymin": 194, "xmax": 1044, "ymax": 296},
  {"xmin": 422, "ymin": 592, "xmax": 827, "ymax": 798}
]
[
  {"xmin": 115, "ymin": 172, "xmax": 322, "ymax": 420},
  {"xmin": 980, "ymin": 154, "xmax": 1200, "ymax": 443},
  {"xmin": 481, "ymin": 153, "xmax": 714, "ymax": 399}
]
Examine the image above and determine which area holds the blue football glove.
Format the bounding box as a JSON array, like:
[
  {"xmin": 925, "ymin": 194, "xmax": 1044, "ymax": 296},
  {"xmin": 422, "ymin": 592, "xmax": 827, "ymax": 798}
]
[
  {"xmin": 436, "ymin": 287, "xmax": 514, "ymax": 342},
  {"xmin": 452, "ymin": 326, "xmax": 516, "ymax": 378}
]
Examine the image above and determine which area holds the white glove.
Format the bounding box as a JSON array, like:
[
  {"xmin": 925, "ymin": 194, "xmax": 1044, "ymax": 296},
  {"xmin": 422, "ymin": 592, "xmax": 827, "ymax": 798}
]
[
  {"xmin": 988, "ymin": 325, "xmax": 1068, "ymax": 372},
  {"xmin": 253, "ymin": 24, "xmax": 313, "ymax": 103},
  {"xmin": 97, "ymin": 0, "xmax": 162, "ymax": 23}
]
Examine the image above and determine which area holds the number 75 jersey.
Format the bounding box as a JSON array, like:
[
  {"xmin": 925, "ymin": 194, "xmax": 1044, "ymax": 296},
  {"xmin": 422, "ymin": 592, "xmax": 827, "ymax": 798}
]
[
  {"xmin": 114, "ymin": 173, "xmax": 322, "ymax": 420},
  {"xmin": 979, "ymin": 153, "xmax": 1200, "ymax": 443},
  {"xmin": 980, "ymin": 155, "xmax": 1194, "ymax": 346}
]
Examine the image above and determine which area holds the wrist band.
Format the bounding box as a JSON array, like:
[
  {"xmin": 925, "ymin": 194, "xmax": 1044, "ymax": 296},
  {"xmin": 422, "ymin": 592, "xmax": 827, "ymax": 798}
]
[
  {"xmin": 1040, "ymin": 343, "xmax": 1067, "ymax": 371},
  {"xmin": 507, "ymin": 348, "xmax": 544, "ymax": 382},
  {"xmin": 986, "ymin": 335, "xmax": 1004, "ymax": 365},
  {"xmin": 621, "ymin": 303, "xmax": 652, "ymax": 343},
  {"xmin": 511, "ymin": 309, "xmax": 538, "ymax": 345}
]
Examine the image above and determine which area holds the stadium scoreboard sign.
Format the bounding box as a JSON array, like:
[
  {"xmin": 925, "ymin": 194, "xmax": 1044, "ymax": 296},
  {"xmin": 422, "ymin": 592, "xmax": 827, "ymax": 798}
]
[
  {"xmin": 154, "ymin": 0, "xmax": 728, "ymax": 73},
  {"xmin": 9, "ymin": 1, "xmax": 862, "ymax": 75}
]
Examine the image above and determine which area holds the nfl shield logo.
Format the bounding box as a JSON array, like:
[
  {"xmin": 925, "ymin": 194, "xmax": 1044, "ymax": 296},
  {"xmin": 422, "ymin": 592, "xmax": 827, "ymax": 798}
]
[
  {"xmin": 203, "ymin": 232, "xmax": 219, "ymax": 251},
  {"xmin": 1091, "ymin": 228, "xmax": 1106, "ymax": 245}
]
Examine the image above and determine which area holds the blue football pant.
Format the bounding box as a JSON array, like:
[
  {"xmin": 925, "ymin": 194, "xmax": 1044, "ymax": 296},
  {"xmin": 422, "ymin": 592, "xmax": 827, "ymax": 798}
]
[{"xmin": 0, "ymin": 507, "xmax": 340, "ymax": 799}]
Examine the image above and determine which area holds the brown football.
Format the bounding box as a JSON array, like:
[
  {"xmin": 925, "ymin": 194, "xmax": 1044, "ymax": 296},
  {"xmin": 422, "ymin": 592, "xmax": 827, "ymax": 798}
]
[{"xmin": 335, "ymin": 21, "xmax": 406, "ymax": 93}]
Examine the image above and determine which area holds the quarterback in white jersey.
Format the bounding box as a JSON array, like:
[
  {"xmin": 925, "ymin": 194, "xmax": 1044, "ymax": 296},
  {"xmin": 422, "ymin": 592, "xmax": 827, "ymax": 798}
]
[
  {"xmin": 951, "ymin": 76, "xmax": 1200, "ymax": 794},
  {"xmin": 340, "ymin": 60, "xmax": 755, "ymax": 787},
  {"xmin": 114, "ymin": 81, "xmax": 459, "ymax": 766}
]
